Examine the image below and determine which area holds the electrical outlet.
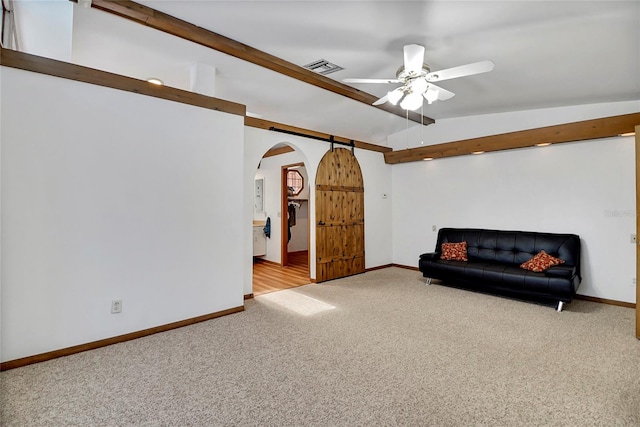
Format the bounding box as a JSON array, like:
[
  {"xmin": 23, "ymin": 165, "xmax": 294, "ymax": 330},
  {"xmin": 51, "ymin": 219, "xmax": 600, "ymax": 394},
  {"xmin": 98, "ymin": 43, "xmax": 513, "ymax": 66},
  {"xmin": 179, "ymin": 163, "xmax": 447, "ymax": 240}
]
[
  {"xmin": 111, "ymin": 300, "xmax": 122, "ymax": 314},
  {"xmin": 631, "ymin": 234, "xmax": 637, "ymax": 244}
]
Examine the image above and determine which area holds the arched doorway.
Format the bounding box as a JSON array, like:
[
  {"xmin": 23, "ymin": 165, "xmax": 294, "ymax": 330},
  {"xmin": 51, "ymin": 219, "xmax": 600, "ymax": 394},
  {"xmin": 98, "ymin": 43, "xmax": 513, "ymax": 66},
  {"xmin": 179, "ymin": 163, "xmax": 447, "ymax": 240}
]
[
  {"xmin": 252, "ymin": 143, "xmax": 311, "ymax": 295},
  {"xmin": 315, "ymin": 147, "xmax": 365, "ymax": 282}
]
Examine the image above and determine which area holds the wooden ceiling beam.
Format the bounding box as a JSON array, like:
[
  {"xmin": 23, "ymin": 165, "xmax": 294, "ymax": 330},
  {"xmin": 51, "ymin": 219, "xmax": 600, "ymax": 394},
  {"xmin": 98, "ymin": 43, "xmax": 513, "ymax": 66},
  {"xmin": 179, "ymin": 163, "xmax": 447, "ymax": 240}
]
[
  {"xmin": 384, "ymin": 113, "xmax": 640, "ymax": 164},
  {"xmin": 262, "ymin": 145, "xmax": 294, "ymax": 158},
  {"xmin": 245, "ymin": 116, "xmax": 392, "ymax": 153},
  {"xmin": 89, "ymin": 0, "xmax": 434, "ymax": 126},
  {"xmin": 0, "ymin": 47, "xmax": 245, "ymax": 116}
]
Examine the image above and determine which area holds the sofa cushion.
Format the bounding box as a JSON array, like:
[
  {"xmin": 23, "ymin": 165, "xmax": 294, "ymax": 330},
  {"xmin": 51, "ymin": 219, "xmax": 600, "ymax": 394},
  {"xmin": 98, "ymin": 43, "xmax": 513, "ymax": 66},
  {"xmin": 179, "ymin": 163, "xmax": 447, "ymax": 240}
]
[
  {"xmin": 520, "ymin": 250, "xmax": 565, "ymax": 272},
  {"xmin": 421, "ymin": 259, "xmax": 577, "ymax": 296},
  {"xmin": 441, "ymin": 241, "xmax": 468, "ymax": 261}
]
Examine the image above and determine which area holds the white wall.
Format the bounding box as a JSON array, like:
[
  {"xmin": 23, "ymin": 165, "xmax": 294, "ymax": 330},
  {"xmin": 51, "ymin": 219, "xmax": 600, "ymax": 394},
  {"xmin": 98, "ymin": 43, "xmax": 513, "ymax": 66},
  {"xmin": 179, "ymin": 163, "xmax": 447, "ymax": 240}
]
[
  {"xmin": 1, "ymin": 67, "xmax": 245, "ymax": 362},
  {"xmin": 13, "ymin": 0, "xmax": 73, "ymax": 61},
  {"xmin": 244, "ymin": 128, "xmax": 393, "ymax": 295},
  {"xmin": 391, "ymin": 102, "xmax": 640, "ymax": 303}
]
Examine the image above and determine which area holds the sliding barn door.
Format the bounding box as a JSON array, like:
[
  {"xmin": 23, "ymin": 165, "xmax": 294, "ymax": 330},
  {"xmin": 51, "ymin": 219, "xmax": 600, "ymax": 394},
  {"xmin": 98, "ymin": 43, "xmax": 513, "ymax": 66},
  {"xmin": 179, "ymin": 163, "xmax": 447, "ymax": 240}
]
[{"xmin": 315, "ymin": 148, "xmax": 365, "ymax": 282}]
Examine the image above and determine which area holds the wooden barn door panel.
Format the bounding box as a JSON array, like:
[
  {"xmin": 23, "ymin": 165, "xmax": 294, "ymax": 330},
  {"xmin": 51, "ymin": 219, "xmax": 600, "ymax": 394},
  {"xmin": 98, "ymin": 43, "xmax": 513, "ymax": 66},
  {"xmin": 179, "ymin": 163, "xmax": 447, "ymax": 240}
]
[
  {"xmin": 344, "ymin": 191, "xmax": 364, "ymax": 222},
  {"xmin": 317, "ymin": 190, "xmax": 343, "ymax": 225},
  {"xmin": 315, "ymin": 148, "xmax": 365, "ymax": 282},
  {"xmin": 316, "ymin": 226, "xmax": 344, "ymax": 259}
]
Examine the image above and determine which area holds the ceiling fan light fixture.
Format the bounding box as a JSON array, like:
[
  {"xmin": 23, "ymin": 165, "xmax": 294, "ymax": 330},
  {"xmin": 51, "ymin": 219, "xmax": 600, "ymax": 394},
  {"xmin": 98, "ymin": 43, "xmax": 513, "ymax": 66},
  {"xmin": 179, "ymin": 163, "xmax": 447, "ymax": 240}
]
[
  {"xmin": 400, "ymin": 92, "xmax": 423, "ymax": 111},
  {"xmin": 410, "ymin": 77, "xmax": 428, "ymax": 94},
  {"xmin": 425, "ymin": 86, "xmax": 439, "ymax": 104},
  {"xmin": 387, "ymin": 88, "xmax": 404, "ymax": 105}
]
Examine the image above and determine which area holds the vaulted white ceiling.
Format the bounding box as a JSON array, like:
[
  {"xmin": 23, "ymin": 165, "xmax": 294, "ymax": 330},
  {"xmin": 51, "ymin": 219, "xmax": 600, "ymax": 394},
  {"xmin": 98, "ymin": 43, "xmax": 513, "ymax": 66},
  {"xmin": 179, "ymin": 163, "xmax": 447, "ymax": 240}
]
[{"xmin": 16, "ymin": 1, "xmax": 640, "ymax": 146}]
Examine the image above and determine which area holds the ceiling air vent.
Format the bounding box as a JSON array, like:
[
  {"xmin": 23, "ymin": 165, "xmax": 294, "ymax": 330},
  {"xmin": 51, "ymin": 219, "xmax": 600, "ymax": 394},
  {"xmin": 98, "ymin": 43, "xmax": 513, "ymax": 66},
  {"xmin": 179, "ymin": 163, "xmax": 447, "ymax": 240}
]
[{"xmin": 303, "ymin": 59, "xmax": 344, "ymax": 75}]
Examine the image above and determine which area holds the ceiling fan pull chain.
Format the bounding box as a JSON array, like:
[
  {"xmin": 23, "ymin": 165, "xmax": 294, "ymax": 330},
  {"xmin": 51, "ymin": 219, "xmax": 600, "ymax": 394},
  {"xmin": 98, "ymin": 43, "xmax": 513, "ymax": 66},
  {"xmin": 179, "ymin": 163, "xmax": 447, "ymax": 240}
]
[
  {"xmin": 421, "ymin": 103, "xmax": 424, "ymax": 145},
  {"xmin": 406, "ymin": 108, "xmax": 409, "ymax": 150}
]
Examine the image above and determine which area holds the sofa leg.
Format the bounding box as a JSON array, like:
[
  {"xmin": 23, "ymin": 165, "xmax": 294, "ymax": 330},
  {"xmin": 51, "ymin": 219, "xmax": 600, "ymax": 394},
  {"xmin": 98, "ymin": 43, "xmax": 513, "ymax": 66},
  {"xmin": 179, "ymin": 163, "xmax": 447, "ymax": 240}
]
[
  {"xmin": 556, "ymin": 301, "xmax": 564, "ymax": 312},
  {"xmin": 426, "ymin": 278, "xmax": 432, "ymax": 286}
]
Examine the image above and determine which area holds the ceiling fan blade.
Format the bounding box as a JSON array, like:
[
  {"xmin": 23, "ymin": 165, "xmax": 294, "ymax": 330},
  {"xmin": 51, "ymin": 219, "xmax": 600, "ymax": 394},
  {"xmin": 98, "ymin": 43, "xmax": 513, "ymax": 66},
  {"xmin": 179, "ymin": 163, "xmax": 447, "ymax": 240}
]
[
  {"xmin": 372, "ymin": 94, "xmax": 389, "ymax": 106},
  {"xmin": 403, "ymin": 44, "xmax": 425, "ymax": 76},
  {"xmin": 343, "ymin": 78, "xmax": 402, "ymax": 84},
  {"xmin": 423, "ymin": 84, "xmax": 455, "ymax": 102},
  {"xmin": 436, "ymin": 86, "xmax": 455, "ymax": 101},
  {"xmin": 426, "ymin": 60, "xmax": 495, "ymax": 82}
]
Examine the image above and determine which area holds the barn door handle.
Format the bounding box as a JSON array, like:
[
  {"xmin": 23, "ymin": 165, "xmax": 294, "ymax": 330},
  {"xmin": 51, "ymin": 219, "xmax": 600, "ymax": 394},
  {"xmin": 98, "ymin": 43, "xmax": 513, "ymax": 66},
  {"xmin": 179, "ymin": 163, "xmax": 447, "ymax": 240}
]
[{"xmin": 318, "ymin": 221, "xmax": 326, "ymax": 225}]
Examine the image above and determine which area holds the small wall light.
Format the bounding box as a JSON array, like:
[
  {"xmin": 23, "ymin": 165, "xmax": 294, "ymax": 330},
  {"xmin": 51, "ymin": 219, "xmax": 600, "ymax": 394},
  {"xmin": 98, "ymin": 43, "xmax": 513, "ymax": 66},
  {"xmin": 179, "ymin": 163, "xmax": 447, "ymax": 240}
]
[
  {"xmin": 535, "ymin": 142, "xmax": 552, "ymax": 147},
  {"xmin": 423, "ymin": 157, "xmax": 434, "ymax": 161},
  {"xmin": 472, "ymin": 151, "xmax": 485, "ymax": 155},
  {"xmin": 147, "ymin": 78, "xmax": 164, "ymax": 86}
]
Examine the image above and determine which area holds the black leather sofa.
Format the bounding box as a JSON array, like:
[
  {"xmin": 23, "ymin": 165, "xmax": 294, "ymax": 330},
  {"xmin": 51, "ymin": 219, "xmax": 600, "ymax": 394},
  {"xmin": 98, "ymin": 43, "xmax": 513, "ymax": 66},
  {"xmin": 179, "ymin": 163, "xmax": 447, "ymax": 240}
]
[{"xmin": 419, "ymin": 228, "xmax": 581, "ymax": 311}]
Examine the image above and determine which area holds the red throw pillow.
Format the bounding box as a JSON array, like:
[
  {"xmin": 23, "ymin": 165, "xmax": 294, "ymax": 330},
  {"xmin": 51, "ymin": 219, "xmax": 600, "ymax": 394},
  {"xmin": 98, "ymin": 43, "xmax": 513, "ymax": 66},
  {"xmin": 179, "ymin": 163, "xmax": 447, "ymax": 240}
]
[
  {"xmin": 441, "ymin": 241, "xmax": 468, "ymax": 261},
  {"xmin": 520, "ymin": 250, "xmax": 565, "ymax": 272}
]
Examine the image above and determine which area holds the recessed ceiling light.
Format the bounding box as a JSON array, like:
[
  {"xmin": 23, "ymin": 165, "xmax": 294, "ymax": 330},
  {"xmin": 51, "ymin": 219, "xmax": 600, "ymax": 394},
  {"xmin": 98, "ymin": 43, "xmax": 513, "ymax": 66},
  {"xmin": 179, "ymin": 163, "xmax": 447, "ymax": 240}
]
[
  {"xmin": 147, "ymin": 78, "xmax": 164, "ymax": 86},
  {"xmin": 535, "ymin": 142, "xmax": 552, "ymax": 147},
  {"xmin": 472, "ymin": 151, "xmax": 485, "ymax": 155}
]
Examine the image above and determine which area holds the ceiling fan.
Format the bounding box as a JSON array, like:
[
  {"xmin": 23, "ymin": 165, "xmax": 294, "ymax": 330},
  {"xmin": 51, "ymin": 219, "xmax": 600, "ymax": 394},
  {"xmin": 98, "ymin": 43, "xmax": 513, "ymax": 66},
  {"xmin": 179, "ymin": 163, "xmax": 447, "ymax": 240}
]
[{"xmin": 343, "ymin": 44, "xmax": 494, "ymax": 111}]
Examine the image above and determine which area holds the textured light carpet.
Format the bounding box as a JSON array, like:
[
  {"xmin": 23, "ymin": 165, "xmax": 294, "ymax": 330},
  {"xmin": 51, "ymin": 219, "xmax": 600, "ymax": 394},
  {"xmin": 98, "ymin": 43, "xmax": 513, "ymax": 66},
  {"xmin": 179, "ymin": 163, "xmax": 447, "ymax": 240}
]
[{"xmin": 2, "ymin": 267, "xmax": 639, "ymax": 426}]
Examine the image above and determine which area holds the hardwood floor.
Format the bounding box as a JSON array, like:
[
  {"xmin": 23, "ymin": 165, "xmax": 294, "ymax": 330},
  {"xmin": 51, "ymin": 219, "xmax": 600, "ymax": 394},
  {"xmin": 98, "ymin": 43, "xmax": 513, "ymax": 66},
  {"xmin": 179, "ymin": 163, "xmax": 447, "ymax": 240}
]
[{"xmin": 252, "ymin": 251, "xmax": 310, "ymax": 296}]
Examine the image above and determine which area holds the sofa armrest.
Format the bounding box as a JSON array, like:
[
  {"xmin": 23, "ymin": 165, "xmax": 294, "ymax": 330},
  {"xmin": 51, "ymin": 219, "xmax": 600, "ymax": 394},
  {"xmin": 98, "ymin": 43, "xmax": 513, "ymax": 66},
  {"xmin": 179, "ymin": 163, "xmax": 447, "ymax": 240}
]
[
  {"xmin": 544, "ymin": 265, "xmax": 576, "ymax": 279},
  {"xmin": 420, "ymin": 252, "xmax": 440, "ymax": 261}
]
